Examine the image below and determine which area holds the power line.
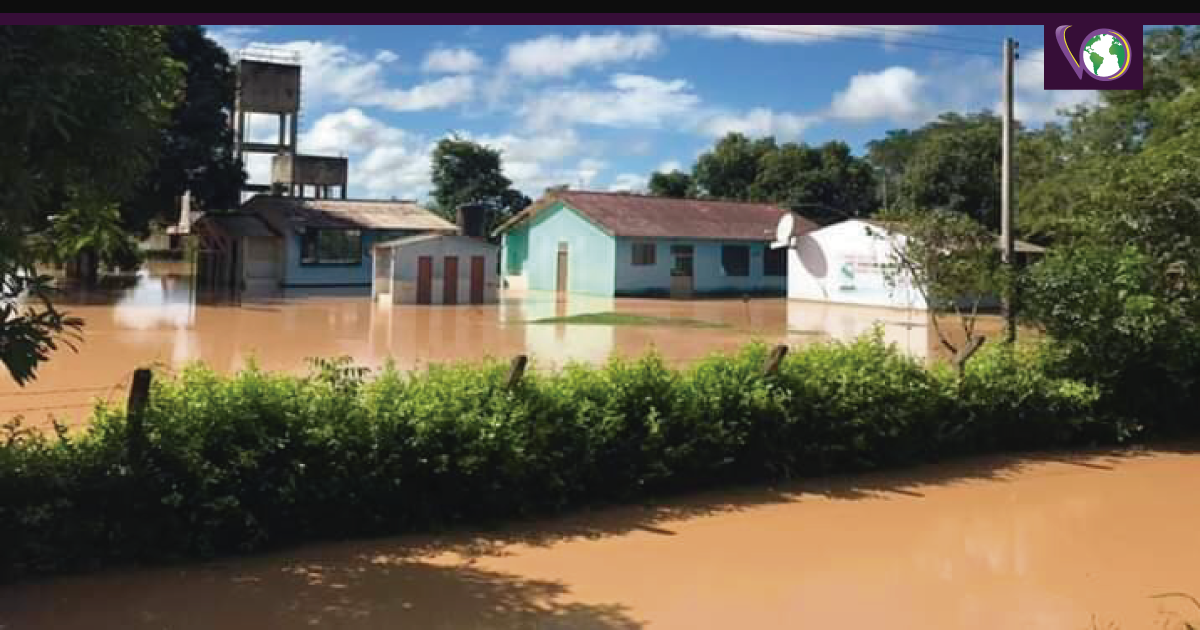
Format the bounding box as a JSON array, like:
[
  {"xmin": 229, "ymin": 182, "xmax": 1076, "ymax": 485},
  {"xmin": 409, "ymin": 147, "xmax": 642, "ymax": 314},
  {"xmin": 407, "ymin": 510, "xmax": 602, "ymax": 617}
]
[
  {"xmin": 721, "ymin": 25, "xmax": 997, "ymax": 59},
  {"xmin": 831, "ymin": 25, "xmax": 999, "ymax": 46}
]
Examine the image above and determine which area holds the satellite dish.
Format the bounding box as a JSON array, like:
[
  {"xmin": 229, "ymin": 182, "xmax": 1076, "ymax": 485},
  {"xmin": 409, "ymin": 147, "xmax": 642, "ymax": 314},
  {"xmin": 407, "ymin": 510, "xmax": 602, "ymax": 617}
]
[{"xmin": 771, "ymin": 212, "xmax": 800, "ymax": 249}]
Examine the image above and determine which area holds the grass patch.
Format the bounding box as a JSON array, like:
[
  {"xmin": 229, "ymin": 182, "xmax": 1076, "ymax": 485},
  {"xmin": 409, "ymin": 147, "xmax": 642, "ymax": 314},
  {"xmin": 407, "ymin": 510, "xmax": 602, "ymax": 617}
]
[{"xmin": 526, "ymin": 311, "xmax": 729, "ymax": 328}]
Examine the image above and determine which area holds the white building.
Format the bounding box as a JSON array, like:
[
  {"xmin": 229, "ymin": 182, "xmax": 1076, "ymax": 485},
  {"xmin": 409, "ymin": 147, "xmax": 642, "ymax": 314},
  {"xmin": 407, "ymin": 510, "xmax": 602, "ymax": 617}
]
[
  {"xmin": 783, "ymin": 218, "xmax": 1043, "ymax": 311},
  {"xmin": 372, "ymin": 234, "xmax": 500, "ymax": 305},
  {"xmin": 786, "ymin": 219, "xmax": 924, "ymax": 310}
]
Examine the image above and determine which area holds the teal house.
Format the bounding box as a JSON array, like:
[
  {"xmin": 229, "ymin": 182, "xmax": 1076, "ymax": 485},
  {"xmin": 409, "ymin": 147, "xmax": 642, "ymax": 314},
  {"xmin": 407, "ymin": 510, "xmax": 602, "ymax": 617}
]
[{"xmin": 494, "ymin": 191, "xmax": 811, "ymax": 298}]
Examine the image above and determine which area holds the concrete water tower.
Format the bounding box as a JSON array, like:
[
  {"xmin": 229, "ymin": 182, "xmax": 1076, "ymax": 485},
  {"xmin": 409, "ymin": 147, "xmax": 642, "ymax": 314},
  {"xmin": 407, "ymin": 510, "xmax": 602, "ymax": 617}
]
[{"xmin": 233, "ymin": 47, "xmax": 302, "ymax": 195}]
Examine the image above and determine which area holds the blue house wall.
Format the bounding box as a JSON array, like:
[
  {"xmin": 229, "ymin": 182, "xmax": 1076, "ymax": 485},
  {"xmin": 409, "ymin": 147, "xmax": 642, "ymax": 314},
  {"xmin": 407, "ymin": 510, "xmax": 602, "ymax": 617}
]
[
  {"xmin": 500, "ymin": 200, "xmax": 785, "ymax": 297},
  {"xmin": 282, "ymin": 228, "xmax": 417, "ymax": 287},
  {"xmin": 521, "ymin": 202, "xmax": 616, "ymax": 296},
  {"xmin": 614, "ymin": 238, "xmax": 785, "ymax": 297}
]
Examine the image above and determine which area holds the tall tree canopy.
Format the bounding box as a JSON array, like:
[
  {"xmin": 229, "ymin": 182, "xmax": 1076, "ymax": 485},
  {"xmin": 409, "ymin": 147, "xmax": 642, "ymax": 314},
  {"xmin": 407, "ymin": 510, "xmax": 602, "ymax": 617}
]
[
  {"xmin": 121, "ymin": 25, "xmax": 244, "ymax": 235},
  {"xmin": 0, "ymin": 26, "xmax": 181, "ymax": 384},
  {"xmin": 652, "ymin": 132, "xmax": 878, "ymax": 223},
  {"xmin": 647, "ymin": 170, "xmax": 694, "ymax": 198},
  {"xmin": 430, "ymin": 136, "xmax": 531, "ymax": 232}
]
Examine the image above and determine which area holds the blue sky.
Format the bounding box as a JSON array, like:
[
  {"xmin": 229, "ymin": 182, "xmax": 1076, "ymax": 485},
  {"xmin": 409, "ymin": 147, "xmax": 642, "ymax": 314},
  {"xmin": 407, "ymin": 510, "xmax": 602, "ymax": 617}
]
[{"xmin": 207, "ymin": 24, "xmax": 1098, "ymax": 202}]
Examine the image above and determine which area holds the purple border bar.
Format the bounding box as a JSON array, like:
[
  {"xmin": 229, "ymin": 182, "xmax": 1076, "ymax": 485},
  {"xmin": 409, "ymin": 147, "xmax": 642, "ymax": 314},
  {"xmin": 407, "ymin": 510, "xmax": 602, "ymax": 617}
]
[{"xmin": 0, "ymin": 13, "xmax": 1192, "ymax": 26}]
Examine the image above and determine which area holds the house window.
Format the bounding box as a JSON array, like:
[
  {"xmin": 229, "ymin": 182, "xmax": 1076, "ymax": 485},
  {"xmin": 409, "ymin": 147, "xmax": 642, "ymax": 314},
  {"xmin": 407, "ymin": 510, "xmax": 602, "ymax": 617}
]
[
  {"xmin": 632, "ymin": 242, "xmax": 656, "ymax": 266},
  {"xmin": 721, "ymin": 245, "xmax": 750, "ymax": 277},
  {"xmin": 764, "ymin": 246, "xmax": 787, "ymax": 276},
  {"xmin": 301, "ymin": 229, "xmax": 362, "ymax": 265}
]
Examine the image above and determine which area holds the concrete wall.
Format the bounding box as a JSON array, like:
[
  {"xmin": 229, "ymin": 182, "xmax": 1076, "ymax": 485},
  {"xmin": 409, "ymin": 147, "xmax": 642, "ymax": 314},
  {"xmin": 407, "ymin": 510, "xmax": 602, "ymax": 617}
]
[
  {"xmin": 282, "ymin": 229, "xmax": 416, "ymax": 287},
  {"xmin": 787, "ymin": 219, "xmax": 926, "ymax": 309},
  {"xmin": 614, "ymin": 238, "xmax": 785, "ymax": 297},
  {"xmin": 523, "ymin": 202, "xmax": 615, "ymax": 296},
  {"xmin": 272, "ymin": 154, "xmax": 349, "ymax": 187},
  {"xmin": 376, "ymin": 236, "xmax": 500, "ymax": 304},
  {"xmin": 237, "ymin": 61, "xmax": 301, "ymax": 113}
]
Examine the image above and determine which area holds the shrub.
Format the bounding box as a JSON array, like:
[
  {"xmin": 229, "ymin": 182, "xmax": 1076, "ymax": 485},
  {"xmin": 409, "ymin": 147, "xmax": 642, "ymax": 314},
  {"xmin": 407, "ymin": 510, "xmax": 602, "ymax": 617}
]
[{"xmin": 0, "ymin": 335, "xmax": 1123, "ymax": 580}]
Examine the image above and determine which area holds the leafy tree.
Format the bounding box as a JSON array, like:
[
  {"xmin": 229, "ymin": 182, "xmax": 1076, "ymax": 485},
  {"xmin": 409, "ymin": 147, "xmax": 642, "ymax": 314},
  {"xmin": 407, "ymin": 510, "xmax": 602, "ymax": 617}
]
[
  {"xmin": 693, "ymin": 133, "xmax": 776, "ymax": 200},
  {"xmin": 876, "ymin": 208, "xmax": 1008, "ymax": 372},
  {"xmin": 894, "ymin": 113, "xmax": 1003, "ymax": 228},
  {"xmin": 647, "ymin": 170, "xmax": 694, "ymax": 198},
  {"xmin": 121, "ymin": 25, "xmax": 244, "ymax": 235},
  {"xmin": 685, "ymin": 133, "xmax": 877, "ymax": 222},
  {"xmin": 0, "ymin": 26, "xmax": 180, "ymax": 384},
  {"xmin": 40, "ymin": 195, "xmax": 142, "ymax": 284},
  {"xmin": 1019, "ymin": 31, "xmax": 1200, "ymax": 426},
  {"xmin": 430, "ymin": 136, "xmax": 531, "ymax": 233}
]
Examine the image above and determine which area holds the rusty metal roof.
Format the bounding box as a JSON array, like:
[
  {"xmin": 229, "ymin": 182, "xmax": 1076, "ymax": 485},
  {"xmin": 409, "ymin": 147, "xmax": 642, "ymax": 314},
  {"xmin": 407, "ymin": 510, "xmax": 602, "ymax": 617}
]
[
  {"xmin": 495, "ymin": 191, "xmax": 811, "ymax": 242},
  {"xmin": 197, "ymin": 213, "xmax": 279, "ymax": 239},
  {"xmin": 243, "ymin": 195, "xmax": 458, "ymax": 232}
]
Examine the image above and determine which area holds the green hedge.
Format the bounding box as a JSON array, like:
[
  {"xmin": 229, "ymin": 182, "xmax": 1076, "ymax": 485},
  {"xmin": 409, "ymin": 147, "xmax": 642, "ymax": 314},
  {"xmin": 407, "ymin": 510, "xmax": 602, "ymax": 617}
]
[{"xmin": 0, "ymin": 335, "xmax": 1111, "ymax": 580}]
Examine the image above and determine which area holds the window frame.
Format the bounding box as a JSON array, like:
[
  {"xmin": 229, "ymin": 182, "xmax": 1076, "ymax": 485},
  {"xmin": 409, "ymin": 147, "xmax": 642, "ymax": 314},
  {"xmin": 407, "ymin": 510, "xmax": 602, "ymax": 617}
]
[
  {"xmin": 631, "ymin": 242, "xmax": 657, "ymax": 266},
  {"xmin": 721, "ymin": 244, "xmax": 751, "ymax": 277},
  {"xmin": 300, "ymin": 228, "xmax": 364, "ymax": 266}
]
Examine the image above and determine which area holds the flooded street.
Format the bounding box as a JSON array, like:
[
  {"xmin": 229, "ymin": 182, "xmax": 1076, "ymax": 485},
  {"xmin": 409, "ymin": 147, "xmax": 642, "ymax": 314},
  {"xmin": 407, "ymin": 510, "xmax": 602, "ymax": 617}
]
[
  {"xmin": 2, "ymin": 447, "xmax": 1198, "ymax": 629},
  {"xmin": 3, "ymin": 262, "xmax": 1002, "ymax": 428}
]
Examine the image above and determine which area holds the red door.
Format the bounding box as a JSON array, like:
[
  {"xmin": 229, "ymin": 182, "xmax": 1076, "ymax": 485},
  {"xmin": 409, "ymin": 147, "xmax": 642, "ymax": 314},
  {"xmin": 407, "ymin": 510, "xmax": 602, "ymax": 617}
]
[
  {"xmin": 416, "ymin": 256, "xmax": 432, "ymax": 304},
  {"xmin": 469, "ymin": 256, "xmax": 485, "ymax": 304},
  {"xmin": 443, "ymin": 256, "xmax": 458, "ymax": 305}
]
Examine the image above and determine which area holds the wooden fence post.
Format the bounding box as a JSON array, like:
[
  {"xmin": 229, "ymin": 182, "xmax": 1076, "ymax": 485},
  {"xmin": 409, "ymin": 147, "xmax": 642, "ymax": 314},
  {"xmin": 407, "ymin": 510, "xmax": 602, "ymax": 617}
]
[
  {"xmin": 127, "ymin": 368, "xmax": 152, "ymax": 467},
  {"xmin": 506, "ymin": 355, "xmax": 528, "ymax": 390},
  {"xmin": 762, "ymin": 344, "xmax": 788, "ymax": 376}
]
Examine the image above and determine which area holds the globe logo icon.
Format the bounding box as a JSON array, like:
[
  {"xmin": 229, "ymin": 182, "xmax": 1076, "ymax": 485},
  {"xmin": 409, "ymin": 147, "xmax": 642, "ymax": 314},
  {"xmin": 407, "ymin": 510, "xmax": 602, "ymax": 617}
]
[
  {"xmin": 1082, "ymin": 30, "xmax": 1128, "ymax": 79},
  {"xmin": 1054, "ymin": 26, "xmax": 1133, "ymax": 82}
]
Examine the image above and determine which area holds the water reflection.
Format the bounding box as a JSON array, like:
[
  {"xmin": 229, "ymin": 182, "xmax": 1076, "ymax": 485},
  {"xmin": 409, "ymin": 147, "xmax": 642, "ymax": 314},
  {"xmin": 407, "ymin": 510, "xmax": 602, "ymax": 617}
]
[{"xmin": 5, "ymin": 262, "xmax": 1006, "ymax": 427}]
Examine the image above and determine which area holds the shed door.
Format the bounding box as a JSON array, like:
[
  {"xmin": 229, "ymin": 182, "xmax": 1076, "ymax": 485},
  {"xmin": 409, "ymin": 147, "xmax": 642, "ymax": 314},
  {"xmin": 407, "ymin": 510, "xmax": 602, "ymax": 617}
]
[
  {"xmin": 417, "ymin": 256, "xmax": 433, "ymax": 305},
  {"xmin": 470, "ymin": 255, "xmax": 485, "ymax": 304},
  {"xmin": 444, "ymin": 256, "xmax": 459, "ymax": 305}
]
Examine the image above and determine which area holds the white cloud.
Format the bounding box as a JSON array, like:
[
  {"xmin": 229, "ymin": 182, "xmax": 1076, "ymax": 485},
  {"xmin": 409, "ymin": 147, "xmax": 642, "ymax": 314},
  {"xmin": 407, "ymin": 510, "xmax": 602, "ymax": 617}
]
[
  {"xmin": 700, "ymin": 107, "xmax": 818, "ymax": 138},
  {"xmin": 423, "ymin": 47, "xmax": 483, "ymax": 74},
  {"xmin": 657, "ymin": 159, "xmax": 683, "ymax": 173},
  {"xmin": 521, "ymin": 73, "xmax": 700, "ymax": 130},
  {"xmin": 206, "ymin": 26, "xmax": 264, "ymax": 53},
  {"xmin": 219, "ymin": 39, "xmax": 474, "ymax": 113},
  {"xmin": 299, "ymin": 108, "xmax": 430, "ymax": 200},
  {"xmin": 608, "ymin": 173, "xmax": 648, "ymax": 192},
  {"xmin": 504, "ymin": 31, "xmax": 661, "ymax": 78},
  {"xmin": 464, "ymin": 129, "xmax": 610, "ymax": 196},
  {"xmin": 368, "ymin": 75, "xmax": 476, "ymax": 112},
  {"xmin": 828, "ymin": 66, "xmax": 928, "ymax": 123},
  {"xmin": 672, "ymin": 25, "xmax": 938, "ymax": 45}
]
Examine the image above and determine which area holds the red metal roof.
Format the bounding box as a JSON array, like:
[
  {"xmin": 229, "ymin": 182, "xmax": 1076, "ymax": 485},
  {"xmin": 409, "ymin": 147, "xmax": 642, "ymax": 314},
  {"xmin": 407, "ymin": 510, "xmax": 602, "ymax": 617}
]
[{"xmin": 497, "ymin": 191, "xmax": 814, "ymax": 242}]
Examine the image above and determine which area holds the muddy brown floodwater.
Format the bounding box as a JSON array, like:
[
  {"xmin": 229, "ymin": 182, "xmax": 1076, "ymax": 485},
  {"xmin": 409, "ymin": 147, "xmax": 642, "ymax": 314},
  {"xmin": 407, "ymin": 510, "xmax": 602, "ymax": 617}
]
[
  {"xmin": 2, "ymin": 447, "xmax": 1198, "ymax": 629},
  {"xmin": 2, "ymin": 261, "xmax": 1007, "ymax": 429}
]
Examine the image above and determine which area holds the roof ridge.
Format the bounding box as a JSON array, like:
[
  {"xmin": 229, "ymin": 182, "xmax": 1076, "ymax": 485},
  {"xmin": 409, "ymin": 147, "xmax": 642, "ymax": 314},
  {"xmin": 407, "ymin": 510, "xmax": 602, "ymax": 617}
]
[{"xmin": 560, "ymin": 190, "xmax": 787, "ymax": 208}]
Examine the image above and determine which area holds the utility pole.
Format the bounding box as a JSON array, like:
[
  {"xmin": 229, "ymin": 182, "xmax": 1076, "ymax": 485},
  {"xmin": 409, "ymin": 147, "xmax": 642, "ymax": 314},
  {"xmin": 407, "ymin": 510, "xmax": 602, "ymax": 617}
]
[{"xmin": 1001, "ymin": 37, "xmax": 1017, "ymax": 343}]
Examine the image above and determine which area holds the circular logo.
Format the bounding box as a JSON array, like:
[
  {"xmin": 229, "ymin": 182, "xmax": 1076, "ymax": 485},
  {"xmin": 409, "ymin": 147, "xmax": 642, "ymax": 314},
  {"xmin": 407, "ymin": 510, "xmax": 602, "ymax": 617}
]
[{"xmin": 1081, "ymin": 29, "xmax": 1129, "ymax": 80}]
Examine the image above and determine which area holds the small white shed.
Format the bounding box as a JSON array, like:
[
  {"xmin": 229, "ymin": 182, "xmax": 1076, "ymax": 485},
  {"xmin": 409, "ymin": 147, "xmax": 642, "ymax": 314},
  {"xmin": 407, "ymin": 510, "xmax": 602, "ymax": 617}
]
[
  {"xmin": 786, "ymin": 219, "xmax": 925, "ymax": 310},
  {"xmin": 373, "ymin": 234, "xmax": 500, "ymax": 305}
]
